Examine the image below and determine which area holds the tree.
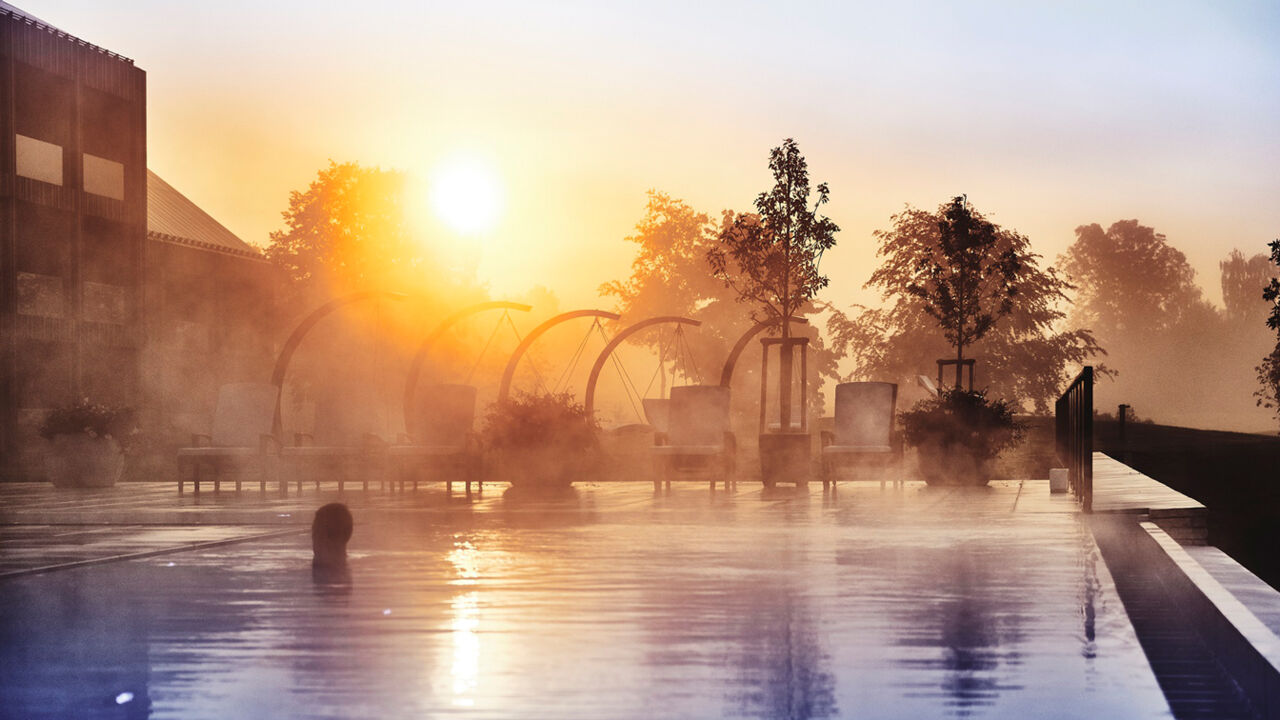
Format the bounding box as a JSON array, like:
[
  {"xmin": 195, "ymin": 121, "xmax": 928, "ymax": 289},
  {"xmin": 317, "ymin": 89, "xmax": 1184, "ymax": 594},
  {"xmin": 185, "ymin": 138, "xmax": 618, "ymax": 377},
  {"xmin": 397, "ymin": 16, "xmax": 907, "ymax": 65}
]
[
  {"xmin": 601, "ymin": 190, "xmax": 841, "ymax": 425},
  {"xmin": 266, "ymin": 161, "xmax": 439, "ymax": 308},
  {"xmin": 1222, "ymin": 249, "xmax": 1275, "ymax": 327},
  {"xmin": 1255, "ymin": 240, "xmax": 1280, "ymax": 423},
  {"xmin": 830, "ymin": 199, "xmax": 1103, "ymax": 413},
  {"xmin": 1060, "ymin": 220, "xmax": 1207, "ymax": 337},
  {"xmin": 1056, "ymin": 220, "xmax": 1278, "ymax": 429},
  {"xmin": 708, "ymin": 139, "xmax": 839, "ymax": 430},
  {"xmin": 910, "ymin": 196, "xmax": 1019, "ymax": 386}
]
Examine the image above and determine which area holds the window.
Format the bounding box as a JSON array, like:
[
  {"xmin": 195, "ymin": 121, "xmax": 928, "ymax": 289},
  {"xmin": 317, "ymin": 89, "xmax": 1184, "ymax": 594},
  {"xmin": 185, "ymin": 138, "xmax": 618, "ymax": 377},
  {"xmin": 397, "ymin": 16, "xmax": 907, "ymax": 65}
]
[
  {"xmin": 82, "ymin": 282, "xmax": 130, "ymax": 325},
  {"xmin": 16, "ymin": 134, "xmax": 62, "ymax": 186},
  {"xmin": 83, "ymin": 154, "xmax": 124, "ymax": 200},
  {"xmin": 16, "ymin": 272, "xmax": 64, "ymax": 317}
]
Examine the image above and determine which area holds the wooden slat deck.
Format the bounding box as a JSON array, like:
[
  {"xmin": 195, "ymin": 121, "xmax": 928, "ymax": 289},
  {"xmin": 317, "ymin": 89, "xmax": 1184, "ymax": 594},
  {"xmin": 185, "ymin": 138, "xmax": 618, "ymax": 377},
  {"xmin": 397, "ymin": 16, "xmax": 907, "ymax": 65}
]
[{"xmin": 1091, "ymin": 452, "xmax": 1208, "ymax": 544}]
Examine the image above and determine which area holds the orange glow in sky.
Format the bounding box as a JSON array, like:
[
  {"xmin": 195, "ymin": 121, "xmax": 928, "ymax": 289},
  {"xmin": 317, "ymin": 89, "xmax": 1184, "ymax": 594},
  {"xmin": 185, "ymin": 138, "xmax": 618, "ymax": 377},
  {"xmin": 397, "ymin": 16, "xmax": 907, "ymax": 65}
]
[{"xmin": 35, "ymin": 0, "xmax": 1280, "ymax": 311}]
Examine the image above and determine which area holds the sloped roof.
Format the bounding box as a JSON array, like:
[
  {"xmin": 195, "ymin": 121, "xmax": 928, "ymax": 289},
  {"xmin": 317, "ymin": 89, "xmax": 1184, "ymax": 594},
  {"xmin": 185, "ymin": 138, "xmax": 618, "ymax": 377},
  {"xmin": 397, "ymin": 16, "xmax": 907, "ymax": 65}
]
[
  {"xmin": 0, "ymin": 2, "xmax": 134, "ymax": 64},
  {"xmin": 147, "ymin": 170, "xmax": 263, "ymax": 259}
]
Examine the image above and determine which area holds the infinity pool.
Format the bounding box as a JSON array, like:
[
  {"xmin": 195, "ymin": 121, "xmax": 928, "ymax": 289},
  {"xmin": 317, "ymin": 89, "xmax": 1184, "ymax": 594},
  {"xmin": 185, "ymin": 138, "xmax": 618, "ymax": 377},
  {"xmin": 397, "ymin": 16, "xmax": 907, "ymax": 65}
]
[{"xmin": 0, "ymin": 482, "xmax": 1169, "ymax": 719}]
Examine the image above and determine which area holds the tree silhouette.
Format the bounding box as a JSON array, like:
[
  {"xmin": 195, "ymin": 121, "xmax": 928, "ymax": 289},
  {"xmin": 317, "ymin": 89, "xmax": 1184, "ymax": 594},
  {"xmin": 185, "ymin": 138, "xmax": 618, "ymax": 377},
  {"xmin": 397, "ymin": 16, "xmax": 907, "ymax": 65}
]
[
  {"xmin": 830, "ymin": 199, "xmax": 1101, "ymax": 411},
  {"xmin": 1255, "ymin": 240, "xmax": 1280, "ymax": 423},
  {"xmin": 1060, "ymin": 220, "xmax": 1208, "ymax": 337},
  {"xmin": 602, "ymin": 190, "xmax": 841, "ymax": 423},
  {"xmin": 708, "ymin": 139, "xmax": 838, "ymax": 429},
  {"xmin": 266, "ymin": 160, "xmax": 439, "ymax": 310},
  {"xmin": 1222, "ymin": 249, "xmax": 1275, "ymax": 327}
]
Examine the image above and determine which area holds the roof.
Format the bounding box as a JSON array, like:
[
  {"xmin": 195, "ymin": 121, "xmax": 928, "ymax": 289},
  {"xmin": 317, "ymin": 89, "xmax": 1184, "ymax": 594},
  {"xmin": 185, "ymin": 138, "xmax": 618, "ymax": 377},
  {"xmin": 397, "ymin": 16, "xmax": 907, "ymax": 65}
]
[
  {"xmin": 0, "ymin": 2, "xmax": 134, "ymax": 65},
  {"xmin": 147, "ymin": 170, "xmax": 263, "ymax": 260}
]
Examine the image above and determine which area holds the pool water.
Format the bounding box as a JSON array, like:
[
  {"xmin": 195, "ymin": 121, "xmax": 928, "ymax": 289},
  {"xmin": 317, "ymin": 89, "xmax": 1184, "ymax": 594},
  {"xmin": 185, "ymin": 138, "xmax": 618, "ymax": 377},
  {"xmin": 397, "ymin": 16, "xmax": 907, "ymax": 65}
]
[{"xmin": 0, "ymin": 482, "xmax": 1170, "ymax": 719}]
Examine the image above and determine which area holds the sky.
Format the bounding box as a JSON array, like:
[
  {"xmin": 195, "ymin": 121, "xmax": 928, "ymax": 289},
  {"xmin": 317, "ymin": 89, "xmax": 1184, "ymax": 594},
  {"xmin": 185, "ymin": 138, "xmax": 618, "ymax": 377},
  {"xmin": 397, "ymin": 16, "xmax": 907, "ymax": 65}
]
[{"xmin": 29, "ymin": 0, "xmax": 1280, "ymax": 312}]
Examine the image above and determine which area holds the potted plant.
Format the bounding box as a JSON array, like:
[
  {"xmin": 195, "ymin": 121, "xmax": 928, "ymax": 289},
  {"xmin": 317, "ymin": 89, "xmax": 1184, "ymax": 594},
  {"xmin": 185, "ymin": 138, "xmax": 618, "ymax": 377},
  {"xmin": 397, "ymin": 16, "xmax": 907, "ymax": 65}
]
[
  {"xmin": 39, "ymin": 399, "xmax": 135, "ymax": 488},
  {"xmin": 900, "ymin": 389, "xmax": 1024, "ymax": 486},
  {"xmin": 707, "ymin": 139, "xmax": 839, "ymax": 487},
  {"xmin": 481, "ymin": 392, "xmax": 599, "ymax": 489}
]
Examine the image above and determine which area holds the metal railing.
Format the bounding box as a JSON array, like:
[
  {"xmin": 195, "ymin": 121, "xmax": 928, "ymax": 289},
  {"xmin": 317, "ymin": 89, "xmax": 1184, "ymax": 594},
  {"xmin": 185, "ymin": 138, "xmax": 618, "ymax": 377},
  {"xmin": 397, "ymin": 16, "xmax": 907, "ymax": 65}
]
[{"xmin": 1055, "ymin": 366, "xmax": 1094, "ymax": 513}]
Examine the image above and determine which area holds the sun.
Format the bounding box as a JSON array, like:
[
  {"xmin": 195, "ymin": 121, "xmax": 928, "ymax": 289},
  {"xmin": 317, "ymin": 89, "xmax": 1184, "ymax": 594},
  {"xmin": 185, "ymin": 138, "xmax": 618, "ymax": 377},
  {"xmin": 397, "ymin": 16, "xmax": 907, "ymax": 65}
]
[{"xmin": 429, "ymin": 155, "xmax": 504, "ymax": 236}]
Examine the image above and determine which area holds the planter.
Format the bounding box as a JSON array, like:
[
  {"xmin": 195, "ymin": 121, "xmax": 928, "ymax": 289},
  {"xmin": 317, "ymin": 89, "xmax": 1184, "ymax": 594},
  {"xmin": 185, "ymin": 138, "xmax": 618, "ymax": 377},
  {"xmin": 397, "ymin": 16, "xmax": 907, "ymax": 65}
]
[
  {"xmin": 44, "ymin": 434, "xmax": 124, "ymax": 488},
  {"xmin": 495, "ymin": 444, "xmax": 594, "ymax": 488},
  {"xmin": 915, "ymin": 439, "xmax": 989, "ymax": 487},
  {"xmin": 759, "ymin": 432, "xmax": 811, "ymax": 487}
]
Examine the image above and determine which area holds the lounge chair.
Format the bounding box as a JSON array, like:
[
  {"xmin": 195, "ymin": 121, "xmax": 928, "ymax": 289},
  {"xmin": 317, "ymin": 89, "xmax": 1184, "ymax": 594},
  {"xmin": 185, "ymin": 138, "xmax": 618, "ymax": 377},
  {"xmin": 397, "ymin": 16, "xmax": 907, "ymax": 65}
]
[
  {"xmin": 651, "ymin": 385, "xmax": 736, "ymax": 490},
  {"xmin": 641, "ymin": 398, "xmax": 671, "ymax": 434},
  {"xmin": 820, "ymin": 381, "xmax": 902, "ymax": 489},
  {"xmin": 177, "ymin": 382, "xmax": 280, "ymax": 493},
  {"xmin": 389, "ymin": 384, "xmax": 481, "ymax": 493},
  {"xmin": 281, "ymin": 391, "xmax": 389, "ymax": 492}
]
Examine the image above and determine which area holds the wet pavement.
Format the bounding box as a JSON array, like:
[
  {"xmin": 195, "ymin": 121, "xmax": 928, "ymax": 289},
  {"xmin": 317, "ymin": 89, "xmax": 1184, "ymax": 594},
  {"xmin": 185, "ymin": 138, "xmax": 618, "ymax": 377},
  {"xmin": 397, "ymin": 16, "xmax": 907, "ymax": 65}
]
[{"xmin": 0, "ymin": 480, "xmax": 1171, "ymax": 719}]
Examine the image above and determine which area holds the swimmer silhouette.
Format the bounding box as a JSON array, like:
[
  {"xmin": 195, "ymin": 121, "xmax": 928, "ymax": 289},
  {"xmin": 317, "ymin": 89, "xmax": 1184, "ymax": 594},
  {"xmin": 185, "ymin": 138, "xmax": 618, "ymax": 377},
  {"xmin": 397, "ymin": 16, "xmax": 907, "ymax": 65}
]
[{"xmin": 311, "ymin": 502, "xmax": 353, "ymax": 585}]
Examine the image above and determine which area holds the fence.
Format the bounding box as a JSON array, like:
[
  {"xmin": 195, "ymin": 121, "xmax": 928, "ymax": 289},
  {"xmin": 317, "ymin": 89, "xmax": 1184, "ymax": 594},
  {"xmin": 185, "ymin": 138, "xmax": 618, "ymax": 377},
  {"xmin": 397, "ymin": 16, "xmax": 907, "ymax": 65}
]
[{"xmin": 1055, "ymin": 366, "xmax": 1094, "ymax": 513}]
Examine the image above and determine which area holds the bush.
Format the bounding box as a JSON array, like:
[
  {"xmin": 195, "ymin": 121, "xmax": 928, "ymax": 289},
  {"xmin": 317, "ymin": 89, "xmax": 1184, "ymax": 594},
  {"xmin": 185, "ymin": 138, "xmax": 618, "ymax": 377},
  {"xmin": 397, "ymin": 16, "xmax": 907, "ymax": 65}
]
[
  {"xmin": 38, "ymin": 399, "xmax": 136, "ymax": 446},
  {"xmin": 900, "ymin": 389, "xmax": 1024, "ymax": 461},
  {"xmin": 481, "ymin": 392, "xmax": 599, "ymax": 487},
  {"xmin": 482, "ymin": 392, "xmax": 598, "ymax": 452}
]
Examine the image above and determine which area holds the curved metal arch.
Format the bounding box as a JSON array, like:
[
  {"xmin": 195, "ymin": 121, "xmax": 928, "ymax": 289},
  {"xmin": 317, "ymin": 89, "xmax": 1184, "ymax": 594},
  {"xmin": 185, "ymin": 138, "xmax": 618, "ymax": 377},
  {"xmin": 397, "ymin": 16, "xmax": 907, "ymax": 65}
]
[
  {"xmin": 402, "ymin": 301, "xmax": 533, "ymax": 436},
  {"xmin": 270, "ymin": 290, "xmax": 408, "ymax": 436},
  {"xmin": 718, "ymin": 316, "xmax": 809, "ymax": 388},
  {"xmin": 497, "ymin": 309, "xmax": 621, "ymax": 404},
  {"xmin": 583, "ymin": 315, "xmax": 702, "ymax": 419}
]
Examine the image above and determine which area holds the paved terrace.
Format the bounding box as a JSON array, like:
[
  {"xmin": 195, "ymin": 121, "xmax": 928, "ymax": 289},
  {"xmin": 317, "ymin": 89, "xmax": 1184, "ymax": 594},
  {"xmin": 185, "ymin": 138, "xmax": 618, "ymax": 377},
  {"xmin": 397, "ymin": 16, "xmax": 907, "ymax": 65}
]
[{"xmin": 0, "ymin": 478, "xmax": 1170, "ymax": 719}]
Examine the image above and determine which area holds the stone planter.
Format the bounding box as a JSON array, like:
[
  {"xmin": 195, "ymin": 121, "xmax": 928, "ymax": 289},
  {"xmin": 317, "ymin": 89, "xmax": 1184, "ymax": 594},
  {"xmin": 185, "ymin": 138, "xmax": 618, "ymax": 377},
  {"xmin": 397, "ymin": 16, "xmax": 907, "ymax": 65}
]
[
  {"xmin": 44, "ymin": 434, "xmax": 124, "ymax": 488},
  {"xmin": 759, "ymin": 432, "xmax": 811, "ymax": 487},
  {"xmin": 915, "ymin": 439, "xmax": 989, "ymax": 487}
]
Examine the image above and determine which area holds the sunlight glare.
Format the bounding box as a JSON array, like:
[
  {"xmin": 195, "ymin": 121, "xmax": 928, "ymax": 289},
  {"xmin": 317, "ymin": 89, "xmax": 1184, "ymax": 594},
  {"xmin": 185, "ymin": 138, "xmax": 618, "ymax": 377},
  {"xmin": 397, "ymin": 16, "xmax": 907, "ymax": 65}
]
[{"xmin": 430, "ymin": 154, "xmax": 504, "ymax": 236}]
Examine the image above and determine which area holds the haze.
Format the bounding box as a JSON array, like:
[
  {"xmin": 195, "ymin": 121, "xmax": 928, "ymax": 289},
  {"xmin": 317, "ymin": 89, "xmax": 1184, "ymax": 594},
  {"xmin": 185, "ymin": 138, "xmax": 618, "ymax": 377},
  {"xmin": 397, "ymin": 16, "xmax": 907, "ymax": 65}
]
[{"xmin": 30, "ymin": 0, "xmax": 1278, "ymax": 311}]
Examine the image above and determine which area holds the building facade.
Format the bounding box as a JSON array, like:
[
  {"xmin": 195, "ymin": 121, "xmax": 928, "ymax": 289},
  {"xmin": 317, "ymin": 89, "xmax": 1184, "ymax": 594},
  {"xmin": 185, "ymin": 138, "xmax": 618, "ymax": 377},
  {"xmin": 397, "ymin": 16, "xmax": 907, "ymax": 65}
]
[{"xmin": 0, "ymin": 4, "xmax": 275, "ymax": 478}]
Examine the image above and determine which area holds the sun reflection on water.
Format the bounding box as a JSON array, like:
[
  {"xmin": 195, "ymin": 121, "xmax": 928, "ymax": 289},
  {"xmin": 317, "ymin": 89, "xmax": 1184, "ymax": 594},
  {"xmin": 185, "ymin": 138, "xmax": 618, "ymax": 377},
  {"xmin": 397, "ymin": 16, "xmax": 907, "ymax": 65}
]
[{"xmin": 448, "ymin": 538, "xmax": 481, "ymax": 707}]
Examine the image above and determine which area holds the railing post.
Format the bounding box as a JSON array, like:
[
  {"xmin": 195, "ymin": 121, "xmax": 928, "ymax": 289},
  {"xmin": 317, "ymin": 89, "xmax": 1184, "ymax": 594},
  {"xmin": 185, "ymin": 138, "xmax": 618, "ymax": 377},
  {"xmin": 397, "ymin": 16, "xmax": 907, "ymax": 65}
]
[
  {"xmin": 1082, "ymin": 367, "xmax": 1093, "ymax": 513},
  {"xmin": 1055, "ymin": 366, "xmax": 1093, "ymax": 514}
]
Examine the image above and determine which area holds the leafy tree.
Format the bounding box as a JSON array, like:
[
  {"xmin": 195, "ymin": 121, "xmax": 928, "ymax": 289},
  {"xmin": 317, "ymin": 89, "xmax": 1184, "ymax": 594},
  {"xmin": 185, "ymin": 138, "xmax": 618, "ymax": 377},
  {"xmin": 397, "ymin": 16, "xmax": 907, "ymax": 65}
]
[
  {"xmin": 266, "ymin": 161, "xmax": 439, "ymax": 308},
  {"xmin": 1222, "ymin": 249, "xmax": 1275, "ymax": 327},
  {"xmin": 708, "ymin": 139, "xmax": 839, "ymax": 430},
  {"xmin": 601, "ymin": 190, "xmax": 840, "ymax": 425},
  {"xmin": 830, "ymin": 199, "xmax": 1103, "ymax": 412},
  {"xmin": 1060, "ymin": 220, "xmax": 1208, "ymax": 336},
  {"xmin": 1255, "ymin": 240, "xmax": 1280, "ymax": 423},
  {"xmin": 1057, "ymin": 220, "xmax": 1280, "ymax": 429},
  {"xmin": 910, "ymin": 196, "xmax": 1018, "ymax": 385}
]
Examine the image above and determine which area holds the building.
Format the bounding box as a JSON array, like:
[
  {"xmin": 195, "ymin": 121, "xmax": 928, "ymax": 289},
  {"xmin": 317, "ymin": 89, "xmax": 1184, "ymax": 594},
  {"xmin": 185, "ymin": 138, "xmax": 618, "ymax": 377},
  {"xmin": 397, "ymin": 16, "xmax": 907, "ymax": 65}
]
[{"xmin": 0, "ymin": 4, "xmax": 275, "ymax": 478}]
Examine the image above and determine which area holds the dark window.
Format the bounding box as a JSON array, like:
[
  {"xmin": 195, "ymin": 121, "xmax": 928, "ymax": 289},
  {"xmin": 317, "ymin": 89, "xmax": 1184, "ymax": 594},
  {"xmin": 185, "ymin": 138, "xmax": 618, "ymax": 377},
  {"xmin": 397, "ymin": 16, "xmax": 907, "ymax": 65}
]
[
  {"xmin": 14, "ymin": 62, "xmax": 73, "ymax": 148},
  {"xmin": 81, "ymin": 87, "xmax": 134, "ymax": 162}
]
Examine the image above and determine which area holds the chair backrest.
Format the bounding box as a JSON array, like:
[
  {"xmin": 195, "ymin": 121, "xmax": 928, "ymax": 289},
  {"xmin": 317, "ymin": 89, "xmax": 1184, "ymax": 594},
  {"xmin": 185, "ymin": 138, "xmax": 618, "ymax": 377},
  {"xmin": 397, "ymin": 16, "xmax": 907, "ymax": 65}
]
[
  {"xmin": 667, "ymin": 385, "xmax": 730, "ymax": 447},
  {"xmin": 413, "ymin": 384, "xmax": 477, "ymax": 448},
  {"xmin": 833, "ymin": 382, "xmax": 897, "ymax": 447},
  {"xmin": 210, "ymin": 383, "xmax": 278, "ymax": 447},
  {"xmin": 642, "ymin": 398, "xmax": 671, "ymax": 434}
]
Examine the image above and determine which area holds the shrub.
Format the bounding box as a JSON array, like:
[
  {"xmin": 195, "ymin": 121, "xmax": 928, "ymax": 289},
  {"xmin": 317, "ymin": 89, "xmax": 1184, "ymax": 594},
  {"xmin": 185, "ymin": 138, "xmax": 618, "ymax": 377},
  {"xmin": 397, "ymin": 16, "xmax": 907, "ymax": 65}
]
[
  {"xmin": 481, "ymin": 392, "xmax": 599, "ymax": 487},
  {"xmin": 900, "ymin": 389, "xmax": 1024, "ymax": 461},
  {"xmin": 481, "ymin": 392, "xmax": 598, "ymax": 454},
  {"xmin": 38, "ymin": 399, "xmax": 136, "ymax": 446}
]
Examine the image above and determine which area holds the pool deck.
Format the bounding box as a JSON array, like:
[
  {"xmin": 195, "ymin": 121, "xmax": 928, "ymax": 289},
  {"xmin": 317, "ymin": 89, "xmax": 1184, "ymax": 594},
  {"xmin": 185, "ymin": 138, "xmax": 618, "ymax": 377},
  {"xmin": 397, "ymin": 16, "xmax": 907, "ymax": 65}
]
[
  {"xmin": 1091, "ymin": 452, "xmax": 1208, "ymax": 544},
  {"xmin": 0, "ymin": 476, "xmax": 1176, "ymax": 719}
]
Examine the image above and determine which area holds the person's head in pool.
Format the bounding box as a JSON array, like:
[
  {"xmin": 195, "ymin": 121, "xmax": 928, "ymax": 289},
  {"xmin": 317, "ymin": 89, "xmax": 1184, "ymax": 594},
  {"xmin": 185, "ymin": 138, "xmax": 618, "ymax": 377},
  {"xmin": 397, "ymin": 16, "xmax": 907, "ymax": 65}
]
[{"xmin": 312, "ymin": 503, "xmax": 353, "ymax": 567}]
